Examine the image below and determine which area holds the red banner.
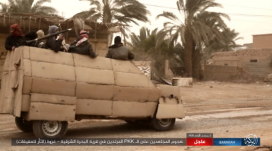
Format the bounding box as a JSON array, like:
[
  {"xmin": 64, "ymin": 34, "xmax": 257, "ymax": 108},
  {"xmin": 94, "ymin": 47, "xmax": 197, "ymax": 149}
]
[{"xmin": 187, "ymin": 138, "xmax": 213, "ymax": 146}]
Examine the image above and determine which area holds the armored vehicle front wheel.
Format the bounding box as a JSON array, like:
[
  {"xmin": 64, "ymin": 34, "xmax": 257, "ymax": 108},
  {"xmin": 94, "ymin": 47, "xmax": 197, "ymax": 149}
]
[
  {"xmin": 15, "ymin": 117, "xmax": 33, "ymax": 133},
  {"xmin": 33, "ymin": 121, "xmax": 68, "ymax": 138},
  {"xmin": 151, "ymin": 118, "xmax": 175, "ymax": 131}
]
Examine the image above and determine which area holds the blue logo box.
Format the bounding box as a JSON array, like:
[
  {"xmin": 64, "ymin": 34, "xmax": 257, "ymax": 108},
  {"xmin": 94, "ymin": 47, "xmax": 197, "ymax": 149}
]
[{"xmin": 213, "ymin": 138, "xmax": 260, "ymax": 146}]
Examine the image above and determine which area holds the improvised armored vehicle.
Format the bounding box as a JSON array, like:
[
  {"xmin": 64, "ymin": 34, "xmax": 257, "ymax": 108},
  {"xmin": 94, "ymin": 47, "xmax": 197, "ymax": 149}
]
[{"xmin": 0, "ymin": 46, "xmax": 185, "ymax": 138}]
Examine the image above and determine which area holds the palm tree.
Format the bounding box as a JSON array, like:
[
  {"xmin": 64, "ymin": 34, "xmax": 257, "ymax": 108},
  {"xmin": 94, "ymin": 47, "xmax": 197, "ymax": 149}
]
[
  {"xmin": 0, "ymin": 0, "xmax": 57, "ymax": 15},
  {"xmin": 75, "ymin": 0, "xmax": 150, "ymax": 24},
  {"xmin": 128, "ymin": 27, "xmax": 178, "ymax": 59},
  {"xmin": 128, "ymin": 27, "xmax": 184, "ymax": 78},
  {"xmin": 128, "ymin": 27, "xmax": 157, "ymax": 50},
  {"xmin": 75, "ymin": 0, "xmax": 150, "ymax": 44},
  {"xmin": 217, "ymin": 28, "xmax": 243, "ymax": 52},
  {"xmin": 156, "ymin": 0, "xmax": 230, "ymax": 78},
  {"xmin": 0, "ymin": 2, "xmax": 9, "ymax": 12},
  {"xmin": 203, "ymin": 28, "xmax": 243, "ymax": 63},
  {"xmin": 191, "ymin": 11, "xmax": 231, "ymax": 79}
]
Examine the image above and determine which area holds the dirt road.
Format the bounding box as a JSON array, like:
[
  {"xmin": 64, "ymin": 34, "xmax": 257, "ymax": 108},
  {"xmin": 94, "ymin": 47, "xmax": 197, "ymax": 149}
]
[{"xmin": 0, "ymin": 81, "xmax": 271, "ymax": 151}]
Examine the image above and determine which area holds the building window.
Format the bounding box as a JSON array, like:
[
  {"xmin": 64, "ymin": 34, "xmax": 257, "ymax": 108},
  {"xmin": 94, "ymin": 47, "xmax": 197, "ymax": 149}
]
[{"xmin": 250, "ymin": 59, "xmax": 258, "ymax": 62}]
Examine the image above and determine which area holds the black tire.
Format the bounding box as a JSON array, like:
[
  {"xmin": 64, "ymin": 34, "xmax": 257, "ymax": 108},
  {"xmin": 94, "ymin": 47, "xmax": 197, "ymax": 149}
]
[
  {"xmin": 33, "ymin": 121, "xmax": 68, "ymax": 138},
  {"xmin": 15, "ymin": 117, "xmax": 33, "ymax": 133},
  {"xmin": 151, "ymin": 118, "xmax": 176, "ymax": 131}
]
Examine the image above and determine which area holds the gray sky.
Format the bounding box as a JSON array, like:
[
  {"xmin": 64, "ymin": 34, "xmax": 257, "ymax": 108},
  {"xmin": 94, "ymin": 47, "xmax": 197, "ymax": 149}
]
[{"xmin": 1, "ymin": 0, "xmax": 272, "ymax": 45}]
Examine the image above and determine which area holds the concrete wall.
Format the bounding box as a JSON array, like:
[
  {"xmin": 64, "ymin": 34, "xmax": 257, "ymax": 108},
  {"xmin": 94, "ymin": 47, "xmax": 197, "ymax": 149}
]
[
  {"xmin": 211, "ymin": 51, "xmax": 241, "ymax": 67},
  {"xmin": 253, "ymin": 34, "xmax": 272, "ymax": 49},
  {"xmin": 204, "ymin": 65, "xmax": 243, "ymax": 81},
  {"xmin": 208, "ymin": 48, "xmax": 272, "ymax": 80}
]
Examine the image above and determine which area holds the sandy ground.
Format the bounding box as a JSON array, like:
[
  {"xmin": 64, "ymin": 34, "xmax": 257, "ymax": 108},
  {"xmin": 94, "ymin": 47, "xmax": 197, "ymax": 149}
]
[{"xmin": 0, "ymin": 81, "xmax": 271, "ymax": 151}]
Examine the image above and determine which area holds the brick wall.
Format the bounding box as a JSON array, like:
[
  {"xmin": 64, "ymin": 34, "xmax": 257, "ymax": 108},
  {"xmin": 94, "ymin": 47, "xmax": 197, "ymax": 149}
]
[
  {"xmin": 204, "ymin": 65, "xmax": 242, "ymax": 81},
  {"xmin": 209, "ymin": 48, "xmax": 272, "ymax": 79}
]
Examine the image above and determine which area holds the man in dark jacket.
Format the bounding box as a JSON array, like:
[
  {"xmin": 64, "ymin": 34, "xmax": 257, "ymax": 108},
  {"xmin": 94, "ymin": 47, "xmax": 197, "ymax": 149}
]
[
  {"xmin": 24, "ymin": 31, "xmax": 38, "ymax": 47},
  {"xmin": 106, "ymin": 36, "xmax": 134, "ymax": 60},
  {"xmin": 44, "ymin": 25, "xmax": 64, "ymax": 52},
  {"xmin": 5, "ymin": 24, "xmax": 26, "ymax": 51},
  {"xmin": 68, "ymin": 30, "xmax": 97, "ymax": 58}
]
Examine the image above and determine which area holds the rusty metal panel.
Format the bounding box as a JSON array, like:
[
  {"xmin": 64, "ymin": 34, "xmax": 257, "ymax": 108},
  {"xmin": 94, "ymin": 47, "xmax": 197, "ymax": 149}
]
[
  {"xmin": 115, "ymin": 72, "xmax": 149, "ymax": 88},
  {"xmin": 146, "ymin": 102, "xmax": 157, "ymax": 117},
  {"xmin": 76, "ymin": 83, "xmax": 114, "ymax": 100},
  {"xmin": 156, "ymin": 104, "xmax": 185, "ymax": 119},
  {"xmin": 21, "ymin": 95, "xmax": 30, "ymax": 112},
  {"xmin": 29, "ymin": 47, "xmax": 74, "ymax": 66},
  {"xmin": 13, "ymin": 70, "xmax": 24, "ymax": 117},
  {"xmin": 73, "ymin": 55, "xmax": 112, "ymax": 70},
  {"xmin": 75, "ymin": 67, "xmax": 114, "ymax": 85},
  {"xmin": 31, "ymin": 61, "xmax": 75, "ymax": 81},
  {"xmin": 31, "ymin": 78, "xmax": 76, "ymax": 96},
  {"xmin": 113, "ymin": 86, "xmax": 148, "ymax": 102},
  {"xmin": 76, "ymin": 99, "xmax": 112, "ymax": 115},
  {"xmin": 112, "ymin": 60, "xmax": 143, "ymax": 74},
  {"xmin": 31, "ymin": 93, "xmax": 77, "ymax": 105},
  {"xmin": 0, "ymin": 70, "xmax": 17, "ymax": 113},
  {"xmin": 112, "ymin": 101, "xmax": 147, "ymax": 117},
  {"xmin": 27, "ymin": 102, "xmax": 75, "ymax": 121}
]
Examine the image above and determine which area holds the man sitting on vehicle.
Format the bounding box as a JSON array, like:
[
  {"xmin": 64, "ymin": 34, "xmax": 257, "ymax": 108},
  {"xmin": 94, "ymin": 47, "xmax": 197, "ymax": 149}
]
[
  {"xmin": 36, "ymin": 30, "xmax": 45, "ymax": 48},
  {"xmin": 106, "ymin": 36, "xmax": 134, "ymax": 60},
  {"xmin": 5, "ymin": 24, "xmax": 26, "ymax": 51},
  {"xmin": 44, "ymin": 25, "xmax": 64, "ymax": 52},
  {"xmin": 68, "ymin": 30, "xmax": 97, "ymax": 58},
  {"xmin": 24, "ymin": 30, "xmax": 38, "ymax": 47}
]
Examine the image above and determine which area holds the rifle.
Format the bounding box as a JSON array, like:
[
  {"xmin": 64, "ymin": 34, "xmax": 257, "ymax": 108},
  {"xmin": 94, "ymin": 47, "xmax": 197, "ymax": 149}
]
[{"xmin": 26, "ymin": 28, "xmax": 72, "ymax": 44}]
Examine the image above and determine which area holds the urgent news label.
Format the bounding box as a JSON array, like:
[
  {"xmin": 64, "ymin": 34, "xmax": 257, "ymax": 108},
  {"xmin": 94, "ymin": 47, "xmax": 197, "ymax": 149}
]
[
  {"xmin": 11, "ymin": 138, "xmax": 187, "ymax": 146},
  {"xmin": 186, "ymin": 133, "xmax": 213, "ymax": 146}
]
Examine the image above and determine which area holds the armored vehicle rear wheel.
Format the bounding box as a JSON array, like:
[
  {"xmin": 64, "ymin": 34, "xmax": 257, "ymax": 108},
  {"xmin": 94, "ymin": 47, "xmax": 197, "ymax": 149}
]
[
  {"xmin": 33, "ymin": 121, "xmax": 68, "ymax": 138},
  {"xmin": 151, "ymin": 118, "xmax": 175, "ymax": 131},
  {"xmin": 15, "ymin": 117, "xmax": 33, "ymax": 133}
]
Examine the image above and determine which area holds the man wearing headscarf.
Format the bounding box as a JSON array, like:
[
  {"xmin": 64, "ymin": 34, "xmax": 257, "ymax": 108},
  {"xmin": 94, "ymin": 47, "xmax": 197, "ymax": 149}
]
[
  {"xmin": 36, "ymin": 30, "xmax": 45, "ymax": 48},
  {"xmin": 44, "ymin": 25, "xmax": 64, "ymax": 52},
  {"xmin": 106, "ymin": 36, "xmax": 134, "ymax": 60},
  {"xmin": 68, "ymin": 30, "xmax": 97, "ymax": 58},
  {"xmin": 37, "ymin": 30, "xmax": 44, "ymax": 39},
  {"xmin": 5, "ymin": 24, "xmax": 26, "ymax": 51},
  {"xmin": 24, "ymin": 30, "xmax": 38, "ymax": 47}
]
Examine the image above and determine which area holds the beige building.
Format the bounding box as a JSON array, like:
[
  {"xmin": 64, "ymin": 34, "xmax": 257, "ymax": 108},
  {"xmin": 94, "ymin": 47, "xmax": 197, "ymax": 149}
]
[
  {"xmin": 206, "ymin": 33, "xmax": 272, "ymax": 80},
  {"xmin": 252, "ymin": 33, "xmax": 272, "ymax": 49},
  {"xmin": 242, "ymin": 33, "xmax": 272, "ymax": 49},
  {"xmin": 209, "ymin": 48, "xmax": 272, "ymax": 78}
]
